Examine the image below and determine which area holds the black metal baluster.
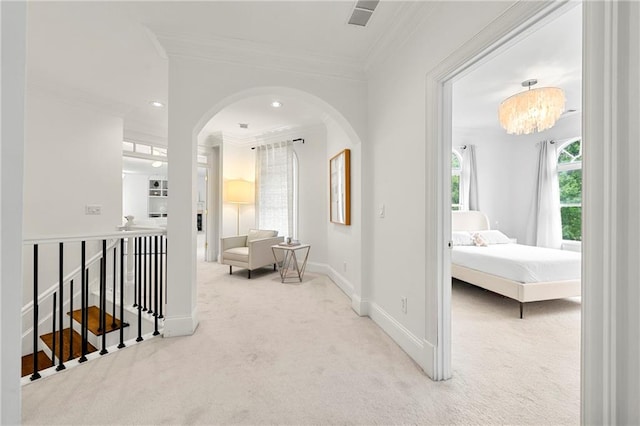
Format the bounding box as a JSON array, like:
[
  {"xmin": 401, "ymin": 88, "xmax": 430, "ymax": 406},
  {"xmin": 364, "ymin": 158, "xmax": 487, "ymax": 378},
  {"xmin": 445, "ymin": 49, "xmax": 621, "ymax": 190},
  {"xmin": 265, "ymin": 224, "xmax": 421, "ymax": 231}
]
[
  {"xmin": 69, "ymin": 279, "xmax": 74, "ymax": 360},
  {"xmin": 100, "ymin": 239, "xmax": 108, "ymax": 355},
  {"xmin": 118, "ymin": 238, "xmax": 126, "ymax": 349},
  {"xmin": 143, "ymin": 237, "xmax": 147, "ymax": 312},
  {"xmin": 51, "ymin": 293, "xmax": 56, "ymax": 368},
  {"xmin": 136, "ymin": 237, "xmax": 143, "ymax": 342},
  {"xmin": 153, "ymin": 235, "xmax": 159, "ymax": 335},
  {"xmin": 164, "ymin": 238, "xmax": 168, "ymax": 303},
  {"xmin": 79, "ymin": 241, "xmax": 88, "ymax": 363},
  {"xmin": 159, "ymin": 235, "xmax": 164, "ymax": 319},
  {"xmin": 31, "ymin": 244, "xmax": 41, "ymax": 381},
  {"xmin": 57, "ymin": 243, "xmax": 66, "ymax": 371},
  {"xmin": 148, "ymin": 236, "xmax": 154, "ymax": 316},
  {"xmin": 112, "ymin": 245, "xmax": 117, "ymax": 329},
  {"xmin": 133, "ymin": 238, "xmax": 138, "ymax": 308}
]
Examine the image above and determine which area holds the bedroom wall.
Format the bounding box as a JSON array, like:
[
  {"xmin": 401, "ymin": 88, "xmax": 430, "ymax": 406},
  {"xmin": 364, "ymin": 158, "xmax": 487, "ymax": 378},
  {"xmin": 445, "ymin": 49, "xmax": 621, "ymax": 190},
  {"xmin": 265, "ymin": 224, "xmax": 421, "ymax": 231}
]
[{"xmin": 451, "ymin": 112, "xmax": 581, "ymax": 245}]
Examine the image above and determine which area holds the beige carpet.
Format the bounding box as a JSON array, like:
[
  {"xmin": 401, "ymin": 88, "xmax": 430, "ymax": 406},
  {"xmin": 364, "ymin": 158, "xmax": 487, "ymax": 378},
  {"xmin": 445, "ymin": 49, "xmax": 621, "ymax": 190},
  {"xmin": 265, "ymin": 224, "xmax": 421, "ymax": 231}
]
[{"xmin": 21, "ymin": 263, "xmax": 580, "ymax": 425}]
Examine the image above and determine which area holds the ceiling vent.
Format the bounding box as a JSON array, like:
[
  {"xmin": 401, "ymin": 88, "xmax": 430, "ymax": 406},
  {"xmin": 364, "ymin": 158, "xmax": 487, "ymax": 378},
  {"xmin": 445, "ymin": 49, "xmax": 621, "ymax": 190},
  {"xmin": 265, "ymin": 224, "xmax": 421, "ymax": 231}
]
[{"xmin": 348, "ymin": 0, "xmax": 379, "ymax": 27}]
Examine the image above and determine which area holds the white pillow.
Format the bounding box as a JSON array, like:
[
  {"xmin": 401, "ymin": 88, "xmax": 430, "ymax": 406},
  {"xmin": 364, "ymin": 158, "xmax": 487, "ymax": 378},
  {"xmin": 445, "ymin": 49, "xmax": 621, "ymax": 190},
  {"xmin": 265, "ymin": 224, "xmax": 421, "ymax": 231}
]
[
  {"xmin": 452, "ymin": 231, "xmax": 473, "ymax": 246},
  {"xmin": 473, "ymin": 230, "xmax": 511, "ymax": 245}
]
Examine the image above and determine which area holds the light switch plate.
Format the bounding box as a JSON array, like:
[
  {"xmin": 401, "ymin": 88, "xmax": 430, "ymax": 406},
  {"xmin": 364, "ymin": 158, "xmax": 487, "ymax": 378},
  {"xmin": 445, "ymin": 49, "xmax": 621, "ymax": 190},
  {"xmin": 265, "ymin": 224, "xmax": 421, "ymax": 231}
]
[{"xmin": 85, "ymin": 204, "xmax": 102, "ymax": 215}]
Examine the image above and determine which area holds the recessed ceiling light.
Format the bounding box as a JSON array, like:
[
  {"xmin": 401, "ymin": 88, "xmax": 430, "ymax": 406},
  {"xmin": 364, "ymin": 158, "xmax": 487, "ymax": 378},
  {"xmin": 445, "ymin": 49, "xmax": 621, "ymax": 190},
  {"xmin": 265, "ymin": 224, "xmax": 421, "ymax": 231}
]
[
  {"xmin": 150, "ymin": 101, "xmax": 165, "ymax": 108},
  {"xmin": 271, "ymin": 101, "xmax": 283, "ymax": 108},
  {"xmin": 239, "ymin": 123, "xmax": 249, "ymax": 129},
  {"xmin": 151, "ymin": 161, "xmax": 163, "ymax": 168}
]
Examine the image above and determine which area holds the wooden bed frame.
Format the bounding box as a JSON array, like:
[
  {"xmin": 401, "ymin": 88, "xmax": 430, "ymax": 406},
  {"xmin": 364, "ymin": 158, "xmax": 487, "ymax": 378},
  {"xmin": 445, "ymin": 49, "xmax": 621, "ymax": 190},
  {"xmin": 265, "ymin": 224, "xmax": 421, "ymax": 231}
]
[{"xmin": 451, "ymin": 211, "xmax": 581, "ymax": 318}]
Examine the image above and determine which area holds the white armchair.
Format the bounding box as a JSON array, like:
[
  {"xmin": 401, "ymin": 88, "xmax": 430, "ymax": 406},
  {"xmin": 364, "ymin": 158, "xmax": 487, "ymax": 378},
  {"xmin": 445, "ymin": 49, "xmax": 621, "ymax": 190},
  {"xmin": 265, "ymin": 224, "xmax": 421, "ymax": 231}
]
[{"xmin": 220, "ymin": 229, "xmax": 284, "ymax": 278}]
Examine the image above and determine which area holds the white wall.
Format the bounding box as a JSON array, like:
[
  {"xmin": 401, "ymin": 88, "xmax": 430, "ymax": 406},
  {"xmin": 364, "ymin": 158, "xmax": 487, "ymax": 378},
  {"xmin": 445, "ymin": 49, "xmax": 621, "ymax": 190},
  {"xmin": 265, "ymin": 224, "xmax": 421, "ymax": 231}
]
[
  {"xmin": 22, "ymin": 91, "xmax": 123, "ymax": 305},
  {"xmin": 366, "ymin": 1, "xmax": 516, "ymax": 371},
  {"xmin": 123, "ymin": 173, "xmax": 149, "ymax": 220},
  {"xmin": 291, "ymin": 126, "xmax": 329, "ymax": 267},
  {"xmin": 325, "ymin": 119, "xmax": 361, "ymax": 307},
  {"xmin": 221, "ymin": 141, "xmax": 255, "ymax": 237},
  {"xmin": 24, "ymin": 91, "xmax": 123, "ymax": 236}
]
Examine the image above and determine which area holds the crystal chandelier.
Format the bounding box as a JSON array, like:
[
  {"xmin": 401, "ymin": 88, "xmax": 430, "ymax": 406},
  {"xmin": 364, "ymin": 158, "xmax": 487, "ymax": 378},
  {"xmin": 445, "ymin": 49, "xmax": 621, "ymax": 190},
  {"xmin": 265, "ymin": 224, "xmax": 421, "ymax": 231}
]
[{"xmin": 498, "ymin": 79, "xmax": 565, "ymax": 135}]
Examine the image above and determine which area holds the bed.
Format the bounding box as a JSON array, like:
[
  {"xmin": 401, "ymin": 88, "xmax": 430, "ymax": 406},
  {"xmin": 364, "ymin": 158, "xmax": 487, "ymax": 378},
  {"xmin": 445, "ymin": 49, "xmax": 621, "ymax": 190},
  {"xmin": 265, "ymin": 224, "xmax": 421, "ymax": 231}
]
[{"xmin": 451, "ymin": 211, "xmax": 581, "ymax": 318}]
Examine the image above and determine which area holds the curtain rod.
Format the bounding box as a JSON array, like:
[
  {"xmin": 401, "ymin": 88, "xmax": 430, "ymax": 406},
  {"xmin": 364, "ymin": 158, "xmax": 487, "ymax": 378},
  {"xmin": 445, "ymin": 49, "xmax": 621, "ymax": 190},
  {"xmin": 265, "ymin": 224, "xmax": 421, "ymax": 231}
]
[{"xmin": 251, "ymin": 138, "xmax": 305, "ymax": 150}]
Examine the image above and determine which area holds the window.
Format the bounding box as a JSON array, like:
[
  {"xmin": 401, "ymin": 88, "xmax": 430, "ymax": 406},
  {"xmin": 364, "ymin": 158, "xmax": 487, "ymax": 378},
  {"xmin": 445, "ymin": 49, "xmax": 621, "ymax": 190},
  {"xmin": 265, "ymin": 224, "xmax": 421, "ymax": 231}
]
[
  {"xmin": 451, "ymin": 150, "xmax": 462, "ymax": 210},
  {"xmin": 255, "ymin": 142, "xmax": 298, "ymax": 238},
  {"xmin": 557, "ymin": 139, "xmax": 582, "ymax": 241}
]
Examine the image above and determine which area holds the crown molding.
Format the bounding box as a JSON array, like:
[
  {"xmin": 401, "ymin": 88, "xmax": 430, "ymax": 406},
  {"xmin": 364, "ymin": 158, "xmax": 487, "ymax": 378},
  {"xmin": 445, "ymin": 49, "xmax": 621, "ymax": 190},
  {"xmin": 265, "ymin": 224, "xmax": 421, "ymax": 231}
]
[
  {"xmin": 26, "ymin": 76, "xmax": 131, "ymax": 119},
  {"xmin": 364, "ymin": 2, "xmax": 438, "ymax": 73},
  {"xmin": 214, "ymin": 123, "xmax": 326, "ymax": 148},
  {"xmin": 154, "ymin": 31, "xmax": 366, "ymax": 82}
]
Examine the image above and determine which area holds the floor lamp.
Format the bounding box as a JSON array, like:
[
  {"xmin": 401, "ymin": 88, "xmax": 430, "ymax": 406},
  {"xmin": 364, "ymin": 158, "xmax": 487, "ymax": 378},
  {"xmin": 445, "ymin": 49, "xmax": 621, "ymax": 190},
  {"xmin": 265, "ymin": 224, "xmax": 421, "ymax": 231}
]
[{"xmin": 225, "ymin": 179, "xmax": 253, "ymax": 235}]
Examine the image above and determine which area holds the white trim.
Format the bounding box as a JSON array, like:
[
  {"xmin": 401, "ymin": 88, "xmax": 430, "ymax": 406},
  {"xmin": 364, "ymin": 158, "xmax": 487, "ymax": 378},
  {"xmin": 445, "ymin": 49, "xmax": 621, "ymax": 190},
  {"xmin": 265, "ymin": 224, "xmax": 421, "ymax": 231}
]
[
  {"xmin": 306, "ymin": 262, "xmax": 354, "ymax": 298},
  {"xmin": 427, "ymin": 0, "xmax": 574, "ymax": 381},
  {"xmin": 156, "ymin": 32, "xmax": 365, "ymax": 82},
  {"xmin": 162, "ymin": 308, "xmax": 199, "ymax": 338},
  {"xmin": 367, "ymin": 302, "xmax": 434, "ymax": 378},
  {"xmin": 306, "ymin": 262, "xmax": 368, "ymax": 316},
  {"xmin": 23, "ymin": 228, "xmax": 165, "ymax": 245}
]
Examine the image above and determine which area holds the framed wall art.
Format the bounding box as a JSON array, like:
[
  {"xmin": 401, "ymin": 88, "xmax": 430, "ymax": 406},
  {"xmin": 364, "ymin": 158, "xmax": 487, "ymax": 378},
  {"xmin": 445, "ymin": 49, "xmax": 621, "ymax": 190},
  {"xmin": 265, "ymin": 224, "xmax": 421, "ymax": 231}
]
[{"xmin": 329, "ymin": 149, "xmax": 351, "ymax": 225}]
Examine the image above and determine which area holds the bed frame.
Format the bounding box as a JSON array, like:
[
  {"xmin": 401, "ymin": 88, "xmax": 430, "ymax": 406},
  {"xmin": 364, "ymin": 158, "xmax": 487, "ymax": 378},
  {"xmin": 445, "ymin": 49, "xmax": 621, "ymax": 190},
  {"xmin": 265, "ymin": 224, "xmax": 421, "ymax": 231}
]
[{"xmin": 451, "ymin": 211, "xmax": 581, "ymax": 318}]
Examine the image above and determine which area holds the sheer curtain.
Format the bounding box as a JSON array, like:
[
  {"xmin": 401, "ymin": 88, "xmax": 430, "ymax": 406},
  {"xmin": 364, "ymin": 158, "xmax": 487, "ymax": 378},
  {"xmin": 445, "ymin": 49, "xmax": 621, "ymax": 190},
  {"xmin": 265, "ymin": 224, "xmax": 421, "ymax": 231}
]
[
  {"xmin": 460, "ymin": 145, "xmax": 480, "ymax": 211},
  {"xmin": 255, "ymin": 141, "xmax": 295, "ymax": 239},
  {"xmin": 529, "ymin": 141, "xmax": 562, "ymax": 248}
]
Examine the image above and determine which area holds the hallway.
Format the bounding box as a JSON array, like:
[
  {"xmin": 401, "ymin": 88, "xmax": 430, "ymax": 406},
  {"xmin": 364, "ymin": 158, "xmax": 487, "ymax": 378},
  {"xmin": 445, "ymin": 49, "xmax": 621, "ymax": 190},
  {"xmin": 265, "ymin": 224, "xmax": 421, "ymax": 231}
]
[{"xmin": 22, "ymin": 261, "xmax": 579, "ymax": 424}]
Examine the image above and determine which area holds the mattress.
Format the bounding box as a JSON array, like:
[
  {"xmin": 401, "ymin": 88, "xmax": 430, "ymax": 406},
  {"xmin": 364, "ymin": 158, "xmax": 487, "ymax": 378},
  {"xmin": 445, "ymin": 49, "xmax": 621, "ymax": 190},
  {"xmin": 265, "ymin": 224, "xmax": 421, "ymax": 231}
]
[{"xmin": 452, "ymin": 243, "xmax": 581, "ymax": 283}]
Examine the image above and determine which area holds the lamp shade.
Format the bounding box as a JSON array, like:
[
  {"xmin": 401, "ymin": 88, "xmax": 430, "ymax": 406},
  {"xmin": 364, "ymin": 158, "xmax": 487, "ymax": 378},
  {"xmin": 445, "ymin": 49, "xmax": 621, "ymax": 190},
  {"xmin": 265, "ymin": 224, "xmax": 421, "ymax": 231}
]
[
  {"xmin": 498, "ymin": 84, "xmax": 565, "ymax": 135},
  {"xmin": 225, "ymin": 179, "xmax": 253, "ymax": 204}
]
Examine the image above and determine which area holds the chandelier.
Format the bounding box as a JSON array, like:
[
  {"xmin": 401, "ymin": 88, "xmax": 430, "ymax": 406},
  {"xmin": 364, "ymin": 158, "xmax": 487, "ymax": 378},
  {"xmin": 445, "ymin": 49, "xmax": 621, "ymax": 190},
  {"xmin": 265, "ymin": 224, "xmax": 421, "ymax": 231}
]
[{"xmin": 498, "ymin": 79, "xmax": 565, "ymax": 135}]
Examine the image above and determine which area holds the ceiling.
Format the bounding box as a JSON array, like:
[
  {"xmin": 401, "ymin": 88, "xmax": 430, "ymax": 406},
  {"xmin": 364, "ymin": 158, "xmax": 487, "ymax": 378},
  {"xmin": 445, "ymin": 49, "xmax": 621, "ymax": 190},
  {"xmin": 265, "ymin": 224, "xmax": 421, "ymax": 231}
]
[
  {"xmin": 26, "ymin": 2, "xmax": 582, "ymax": 141},
  {"xmin": 453, "ymin": 3, "xmax": 582, "ymax": 131},
  {"xmin": 26, "ymin": 1, "xmax": 404, "ymax": 142}
]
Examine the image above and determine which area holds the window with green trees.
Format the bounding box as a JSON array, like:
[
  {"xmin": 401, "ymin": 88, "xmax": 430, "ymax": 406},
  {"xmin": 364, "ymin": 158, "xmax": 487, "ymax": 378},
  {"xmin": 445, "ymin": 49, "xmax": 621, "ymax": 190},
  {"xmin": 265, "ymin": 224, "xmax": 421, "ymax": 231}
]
[
  {"xmin": 557, "ymin": 139, "xmax": 582, "ymax": 241},
  {"xmin": 452, "ymin": 151, "xmax": 462, "ymax": 210}
]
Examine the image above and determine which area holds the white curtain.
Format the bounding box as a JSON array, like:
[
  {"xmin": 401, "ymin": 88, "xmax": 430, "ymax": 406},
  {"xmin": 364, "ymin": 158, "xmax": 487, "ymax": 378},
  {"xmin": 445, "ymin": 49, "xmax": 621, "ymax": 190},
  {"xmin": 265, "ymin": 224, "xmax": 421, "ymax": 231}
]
[
  {"xmin": 460, "ymin": 145, "xmax": 480, "ymax": 211},
  {"xmin": 529, "ymin": 141, "xmax": 562, "ymax": 248},
  {"xmin": 255, "ymin": 141, "xmax": 294, "ymax": 238}
]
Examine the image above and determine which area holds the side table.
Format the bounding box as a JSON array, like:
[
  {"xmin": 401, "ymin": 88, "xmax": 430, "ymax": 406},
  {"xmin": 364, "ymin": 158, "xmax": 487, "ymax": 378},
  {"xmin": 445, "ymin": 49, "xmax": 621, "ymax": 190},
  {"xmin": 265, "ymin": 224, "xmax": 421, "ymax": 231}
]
[{"xmin": 271, "ymin": 244, "xmax": 311, "ymax": 283}]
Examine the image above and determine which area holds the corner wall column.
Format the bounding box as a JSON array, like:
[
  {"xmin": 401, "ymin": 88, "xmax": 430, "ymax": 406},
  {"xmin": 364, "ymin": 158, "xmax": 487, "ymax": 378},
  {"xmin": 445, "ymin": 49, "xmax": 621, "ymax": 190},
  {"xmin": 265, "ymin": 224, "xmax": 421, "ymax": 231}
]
[
  {"xmin": 0, "ymin": 2, "xmax": 27, "ymax": 423},
  {"xmin": 164, "ymin": 59, "xmax": 199, "ymax": 337}
]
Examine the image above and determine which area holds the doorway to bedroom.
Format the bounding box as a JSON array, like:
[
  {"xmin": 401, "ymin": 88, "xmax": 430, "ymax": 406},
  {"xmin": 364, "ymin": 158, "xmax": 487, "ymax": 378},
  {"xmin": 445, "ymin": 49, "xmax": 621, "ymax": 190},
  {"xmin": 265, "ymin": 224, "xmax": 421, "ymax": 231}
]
[{"xmin": 447, "ymin": 2, "xmax": 582, "ymax": 421}]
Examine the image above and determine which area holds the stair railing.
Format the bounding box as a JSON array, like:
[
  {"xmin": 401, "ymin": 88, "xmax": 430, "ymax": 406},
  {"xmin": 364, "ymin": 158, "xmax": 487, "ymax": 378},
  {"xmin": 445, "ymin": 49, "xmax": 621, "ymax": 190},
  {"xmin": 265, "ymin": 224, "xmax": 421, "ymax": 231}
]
[{"xmin": 22, "ymin": 228, "xmax": 167, "ymax": 381}]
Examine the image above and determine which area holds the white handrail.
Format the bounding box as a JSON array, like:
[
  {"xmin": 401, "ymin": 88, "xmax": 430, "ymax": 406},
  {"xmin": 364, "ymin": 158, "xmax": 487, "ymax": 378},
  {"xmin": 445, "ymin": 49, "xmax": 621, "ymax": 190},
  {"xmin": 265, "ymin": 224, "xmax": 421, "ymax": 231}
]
[{"xmin": 23, "ymin": 228, "xmax": 166, "ymax": 245}]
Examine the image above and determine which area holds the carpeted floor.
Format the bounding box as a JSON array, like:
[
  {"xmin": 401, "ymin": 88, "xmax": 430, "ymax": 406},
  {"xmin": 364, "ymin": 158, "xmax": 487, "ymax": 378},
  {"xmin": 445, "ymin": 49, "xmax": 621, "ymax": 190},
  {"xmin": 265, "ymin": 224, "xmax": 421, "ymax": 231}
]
[{"xmin": 21, "ymin": 261, "xmax": 580, "ymax": 425}]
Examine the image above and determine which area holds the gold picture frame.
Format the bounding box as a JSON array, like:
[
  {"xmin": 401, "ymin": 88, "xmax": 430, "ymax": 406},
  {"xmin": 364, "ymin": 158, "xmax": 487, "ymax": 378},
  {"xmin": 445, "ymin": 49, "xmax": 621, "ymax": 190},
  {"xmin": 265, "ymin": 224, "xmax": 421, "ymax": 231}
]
[{"xmin": 329, "ymin": 149, "xmax": 351, "ymax": 225}]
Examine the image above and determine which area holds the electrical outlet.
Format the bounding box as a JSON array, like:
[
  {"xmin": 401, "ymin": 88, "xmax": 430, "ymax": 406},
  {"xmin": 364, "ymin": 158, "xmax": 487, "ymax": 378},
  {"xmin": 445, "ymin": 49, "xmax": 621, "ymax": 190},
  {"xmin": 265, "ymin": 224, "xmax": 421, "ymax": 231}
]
[
  {"xmin": 85, "ymin": 204, "xmax": 102, "ymax": 215},
  {"xmin": 401, "ymin": 297, "xmax": 407, "ymax": 313}
]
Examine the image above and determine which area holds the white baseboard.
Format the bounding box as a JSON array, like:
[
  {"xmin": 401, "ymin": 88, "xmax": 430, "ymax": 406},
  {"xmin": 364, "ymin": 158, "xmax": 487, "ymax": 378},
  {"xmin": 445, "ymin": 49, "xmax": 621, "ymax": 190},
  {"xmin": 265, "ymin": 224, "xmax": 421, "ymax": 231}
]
[
  {"xmin": 350, "ymin": 293, "xmax": 369, "ymax": 316},
  {"xmin": 306, "ymin": 262, "xmax": 368, "ymax": 316},
  {"xmin": 307, "ymin": 262, "xmax": 354, "ymax": 297},
  {"xmin": 163, "ymin": 308, "xmax": 199, "ymax": 337},
  {"xmin": 368, "ymin": 302, "xmax": 435, "ymax": 379}
]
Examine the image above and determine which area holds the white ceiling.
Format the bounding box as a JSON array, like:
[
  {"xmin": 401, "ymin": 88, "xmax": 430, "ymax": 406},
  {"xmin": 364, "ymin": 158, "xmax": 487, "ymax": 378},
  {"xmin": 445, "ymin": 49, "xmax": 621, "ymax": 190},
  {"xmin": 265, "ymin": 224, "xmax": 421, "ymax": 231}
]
[
  {"xmin": 26, "ymin": 2, "xmax": 582, "ymax": 141},
  {"xmin": 453, "ymin": 4, "xmax": 582, "ymax": 131}
]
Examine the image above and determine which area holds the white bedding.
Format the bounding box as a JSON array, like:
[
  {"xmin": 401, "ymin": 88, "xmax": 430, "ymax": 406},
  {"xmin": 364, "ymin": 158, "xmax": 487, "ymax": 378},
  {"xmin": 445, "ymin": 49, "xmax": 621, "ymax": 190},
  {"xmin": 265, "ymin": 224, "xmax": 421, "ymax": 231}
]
[{"xmin": 452, "ymin": 243, "xmax": 581, "ymax": 283}]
